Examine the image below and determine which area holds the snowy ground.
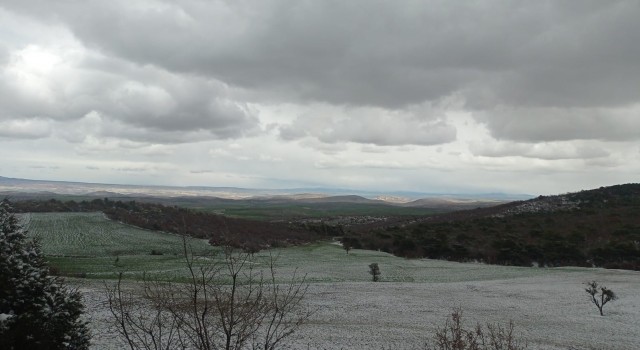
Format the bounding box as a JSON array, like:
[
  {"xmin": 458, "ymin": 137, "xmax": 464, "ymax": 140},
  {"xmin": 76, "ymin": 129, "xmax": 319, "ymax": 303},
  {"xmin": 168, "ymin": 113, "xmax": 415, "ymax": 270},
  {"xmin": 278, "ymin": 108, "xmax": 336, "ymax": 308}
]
[
  {"xmin": 29, "ymin": 214, "xmax": 637, "ymax": 349},
  {"xmin": 75, "ymin": 262, "xmax": 640, "ymax": 350}
]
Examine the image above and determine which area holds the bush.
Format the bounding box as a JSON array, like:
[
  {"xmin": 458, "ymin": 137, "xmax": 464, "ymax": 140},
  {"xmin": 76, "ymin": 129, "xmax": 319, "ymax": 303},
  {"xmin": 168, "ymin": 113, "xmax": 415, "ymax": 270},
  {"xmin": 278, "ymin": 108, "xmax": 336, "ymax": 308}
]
[
  {"xmin": 0, "ymin": 199, "xmax": 90, "ymax": 349},
  {"xmin": 427, "ymin": 308, "xmax": 527, "ymax": 350},
  {"xmin": 369, "ymin": 263, "xmax": 381, "ymax": 282}
]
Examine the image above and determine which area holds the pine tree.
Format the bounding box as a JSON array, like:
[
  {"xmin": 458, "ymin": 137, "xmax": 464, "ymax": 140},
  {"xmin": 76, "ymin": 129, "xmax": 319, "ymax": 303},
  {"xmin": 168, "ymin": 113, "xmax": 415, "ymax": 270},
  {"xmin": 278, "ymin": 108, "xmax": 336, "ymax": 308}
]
[{"xmin": 0, "ymin": 199, "xmax": 90, "ymax": 349}]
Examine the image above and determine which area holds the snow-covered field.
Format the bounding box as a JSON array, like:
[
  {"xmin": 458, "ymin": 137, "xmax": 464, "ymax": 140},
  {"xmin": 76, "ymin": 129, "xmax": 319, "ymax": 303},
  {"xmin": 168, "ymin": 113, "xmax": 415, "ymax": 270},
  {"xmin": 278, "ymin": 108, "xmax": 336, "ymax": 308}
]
[
  {"xmin": 25, "ymin": 213, "xmax": 639, "ymax": 349},
  {"xmin": 77, "ymin": 261, "xmax": 639, "ymax": 350}
]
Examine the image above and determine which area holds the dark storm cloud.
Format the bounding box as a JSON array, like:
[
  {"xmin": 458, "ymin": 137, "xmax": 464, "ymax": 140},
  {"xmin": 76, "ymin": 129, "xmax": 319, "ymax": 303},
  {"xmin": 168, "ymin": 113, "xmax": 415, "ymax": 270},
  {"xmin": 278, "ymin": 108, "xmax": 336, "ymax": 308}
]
[
  {"xmin": 1, "ymin": 0, "xmax": 516, "ymax": 107},
  {"xmin": 476, "ymin": 107, "xmax": 640, "ymax": 142},
  {"xmin": 97, "ymin": 76, "xmax": 256, "ymax": 135},
  {"xmin": 3, "ymin": 0, "xmax": 640, "ymax": 144}
]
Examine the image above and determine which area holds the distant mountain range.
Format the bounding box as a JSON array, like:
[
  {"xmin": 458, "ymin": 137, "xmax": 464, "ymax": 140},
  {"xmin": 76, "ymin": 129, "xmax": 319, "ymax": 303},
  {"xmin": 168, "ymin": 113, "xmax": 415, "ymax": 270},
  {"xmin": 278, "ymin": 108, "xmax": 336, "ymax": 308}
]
[{"xmin": 0, "ymin": 176, "xmax": 531, "ymax": 207}]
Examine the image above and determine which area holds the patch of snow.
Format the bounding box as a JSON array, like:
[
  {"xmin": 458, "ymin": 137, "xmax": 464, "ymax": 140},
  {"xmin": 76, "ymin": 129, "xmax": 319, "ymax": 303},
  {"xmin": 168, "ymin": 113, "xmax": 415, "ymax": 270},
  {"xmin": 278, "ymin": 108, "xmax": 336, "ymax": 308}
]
[{"xmin": 72, "ymin": 265, "xmax": 640, "ymax": 350}]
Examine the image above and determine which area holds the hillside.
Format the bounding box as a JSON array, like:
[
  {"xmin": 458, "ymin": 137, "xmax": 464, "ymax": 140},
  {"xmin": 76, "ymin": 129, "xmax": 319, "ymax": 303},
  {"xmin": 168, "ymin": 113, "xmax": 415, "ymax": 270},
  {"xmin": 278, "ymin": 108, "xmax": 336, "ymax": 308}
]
[
  {"xmin": 12, "ymin": 198, "xmax": 317, "ymax": 251},
  {"xmin": 9, "ymin": 182, "xmax": 640, "ymax": 270},
  {"xmin": 346, "ymin": 184, "xmax": 640, "ymax": 270}
]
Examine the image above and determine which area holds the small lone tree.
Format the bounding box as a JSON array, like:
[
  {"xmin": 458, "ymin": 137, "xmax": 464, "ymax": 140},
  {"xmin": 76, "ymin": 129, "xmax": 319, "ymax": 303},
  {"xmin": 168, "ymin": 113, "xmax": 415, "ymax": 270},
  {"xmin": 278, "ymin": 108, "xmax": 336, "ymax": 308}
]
[
  {"xmin": 342, "ymin": 239, "xmax": 352, "ymax": 254},
  {"xmin": 0, "ymin": 199, "xmax": 90, "ymax": 349},
  {"xmin": 585, "ymin": 281, "xmax": 617, "ymax": 316},
  {"xmin": 369, "ymin": 263, "xmax": 381, "ymax": 282},
  {"xmin": 342, "ymin": 236, "xmax": 361, "ymax": 255}
]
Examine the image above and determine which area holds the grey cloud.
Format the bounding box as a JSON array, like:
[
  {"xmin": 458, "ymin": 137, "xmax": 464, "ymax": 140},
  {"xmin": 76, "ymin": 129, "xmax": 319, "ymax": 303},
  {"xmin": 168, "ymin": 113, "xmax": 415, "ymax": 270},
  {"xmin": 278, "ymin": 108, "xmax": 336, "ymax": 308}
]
[
  {"xmin": 316, "ymin": 118, "xmax": 455, "ymax": 146},
  {"xmin": 584, "ymin": 158, "xmax": 622, "ymax": 168},
  {"xmin": 103, "ymin": 78, "xmax": 257, "ymax": 136},
  {"xmin": 190, "ymin": 170, "xmax": 215, "ymax": 174},
  {"xmin": 314, "ymin": 159, "xmax": 420, "ymax": 170},
  {"xmin": 112, "ymin": 167, "xmax": 148, "ymax": 172},
  {"xmin": 278, "ymin": 125, "xmax": 306, "ymax": 141},
  {"xmin": 0, "ymin": 119, "xmax": 52, "ymax": 139},
  {"xmin": 100, "ymin": 73, "xmax": 259, "ymax": 140},
  {"xmin": 80, "ymin": 114, "xmax": 238, "ymax": 145},
  {"xmin": 5, "ymin": 0, "xmax": 639, "ymax": 110},
  {"xmin": 279, "ymin": 106, "xmax": 456, "ymax": 146},
  {"xmin": 28, "ymin": 165, "xmax": 59, "ymax": 169},
  {"xmin": 0, "ymin": 44, "xmax": 7, "ymax": 64},
  {"xmin": 0, "ymin": 75, "xmax": 70, "ymax": 123},
  {"xmin": 3, "ymin": 0, "xmax": 640, "ymax": 149},
  {"xmin": 0, "ymin": 46, "xmax": 259, "ymax": 142},
  {"xmin": 298, "ymin": 139, "xmax": 347, "ymax": 155},
  {"xmin": 360, "ymin": 146, "xmax": 389, "ymax": 154},
  {"xmin": 471, "ymin": 140, "xmax": 610, "ymax": 160},
  {"xmin": 476, "ymin": 106, "xmax": 640, "ymax": 142}
]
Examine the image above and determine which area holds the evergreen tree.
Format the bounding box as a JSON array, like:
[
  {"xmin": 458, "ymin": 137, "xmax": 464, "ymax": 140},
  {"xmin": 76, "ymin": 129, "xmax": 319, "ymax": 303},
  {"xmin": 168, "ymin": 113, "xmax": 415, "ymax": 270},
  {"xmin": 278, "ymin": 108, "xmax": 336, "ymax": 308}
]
[{"xmin": 0, "ymin": 199, "xmax": 90, "ymax": 349}]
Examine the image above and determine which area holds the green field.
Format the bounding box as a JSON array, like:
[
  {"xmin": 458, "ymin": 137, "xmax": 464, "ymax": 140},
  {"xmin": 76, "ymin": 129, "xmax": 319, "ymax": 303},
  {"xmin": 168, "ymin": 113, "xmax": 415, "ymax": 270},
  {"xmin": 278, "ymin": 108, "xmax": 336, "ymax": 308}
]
[
  {"xmin": 23, "ymin": 212, "xmax": 218, "ymax": 280},
  {"xmin": 24, "ymin": 212, "xmax": 213, "ymax": 256},
  {"xmin": 23, "ymin": 212, "xmax": 578, "ymax": 283},
  {"xmin": 207, "ymin": 203, "xmax": 440, "ymax": 220}
]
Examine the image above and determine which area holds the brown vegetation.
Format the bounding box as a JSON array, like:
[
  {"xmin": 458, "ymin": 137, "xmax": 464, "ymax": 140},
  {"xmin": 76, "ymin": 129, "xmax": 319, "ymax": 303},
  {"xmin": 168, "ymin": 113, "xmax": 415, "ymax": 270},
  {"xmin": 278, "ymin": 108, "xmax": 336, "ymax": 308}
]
[
  {"xmin": 345, "ymin": 184, "xmax": 640, "ymax": 270},
  {"xmin": 427, "ymin": 309, "xmax": 527, "ymax": 350},
  {"xmin": 10, "ymin": 183, "xmax": 640, "ymax": 270},
  {"xmin": 12, "ymin": 198, "xmax": 316, "ymax": 251}
]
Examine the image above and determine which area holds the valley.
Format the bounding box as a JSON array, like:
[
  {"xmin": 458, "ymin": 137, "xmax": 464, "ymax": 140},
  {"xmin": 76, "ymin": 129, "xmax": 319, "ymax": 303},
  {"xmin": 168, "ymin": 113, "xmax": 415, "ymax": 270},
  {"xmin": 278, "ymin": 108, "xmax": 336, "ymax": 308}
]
[
  {"xmin": 5, "ymin": 180, "xmax": 640, "ymax": 349},
  {"xmin": 20, "ymin": 211, "xmax": 640, "ymax": 350}
]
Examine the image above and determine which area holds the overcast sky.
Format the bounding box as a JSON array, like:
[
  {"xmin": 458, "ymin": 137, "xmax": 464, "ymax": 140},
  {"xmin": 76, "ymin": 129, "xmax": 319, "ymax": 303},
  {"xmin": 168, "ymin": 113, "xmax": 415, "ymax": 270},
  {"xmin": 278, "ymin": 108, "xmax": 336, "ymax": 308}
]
[{"xmin": 1, "ymin": 0, "xmax": 639, "ymax": 195}]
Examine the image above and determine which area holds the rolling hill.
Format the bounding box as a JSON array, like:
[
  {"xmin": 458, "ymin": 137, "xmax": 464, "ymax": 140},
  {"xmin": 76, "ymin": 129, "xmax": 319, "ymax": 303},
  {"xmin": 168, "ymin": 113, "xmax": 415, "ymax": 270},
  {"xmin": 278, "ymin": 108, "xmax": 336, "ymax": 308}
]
[{"xmin": 346, "ymin": 184, "xmax": 640, "ymax": 270}]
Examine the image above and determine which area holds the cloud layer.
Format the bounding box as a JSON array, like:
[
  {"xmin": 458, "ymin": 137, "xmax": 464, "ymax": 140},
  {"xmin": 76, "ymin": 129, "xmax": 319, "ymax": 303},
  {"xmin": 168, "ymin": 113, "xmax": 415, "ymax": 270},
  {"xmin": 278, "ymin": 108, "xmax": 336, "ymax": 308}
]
[{"xmin": 1, "ymin": 1, "xmax": 639, "ymax": 194}]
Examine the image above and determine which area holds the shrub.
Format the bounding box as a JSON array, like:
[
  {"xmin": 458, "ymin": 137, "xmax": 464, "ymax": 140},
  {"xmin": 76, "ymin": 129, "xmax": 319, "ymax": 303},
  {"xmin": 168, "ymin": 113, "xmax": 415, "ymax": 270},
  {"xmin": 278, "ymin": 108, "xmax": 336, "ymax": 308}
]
[
  {"xmin": 0, "ymin": 199, "xmax": 90, "ymax": 349},
  {"xmin": 369, "ymin": 263, "xmax": 381, "ymax": 282},
  {"xmin": 427, "ymin": 308, "xmax": 527, "ymax": 350}
]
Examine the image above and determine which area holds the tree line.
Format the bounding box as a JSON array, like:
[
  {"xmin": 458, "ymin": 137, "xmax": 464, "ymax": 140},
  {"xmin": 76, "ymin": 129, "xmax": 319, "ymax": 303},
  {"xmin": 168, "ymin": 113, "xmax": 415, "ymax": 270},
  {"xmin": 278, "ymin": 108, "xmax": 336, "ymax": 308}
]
[
  {"xmin": 12, "ymin": 198, "xmax": 316, "ymax": 252},
  {"xmin": 344, "ymin": 184, "xmax": 640, "ymax": 270}
]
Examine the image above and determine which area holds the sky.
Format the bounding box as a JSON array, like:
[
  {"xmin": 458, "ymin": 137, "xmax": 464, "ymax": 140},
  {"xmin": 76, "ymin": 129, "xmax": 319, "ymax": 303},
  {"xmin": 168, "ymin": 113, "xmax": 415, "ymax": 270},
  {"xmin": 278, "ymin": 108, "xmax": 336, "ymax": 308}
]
[{"xmin": 0, "ymin": 0, "xmax": 639, "ymax": 195}]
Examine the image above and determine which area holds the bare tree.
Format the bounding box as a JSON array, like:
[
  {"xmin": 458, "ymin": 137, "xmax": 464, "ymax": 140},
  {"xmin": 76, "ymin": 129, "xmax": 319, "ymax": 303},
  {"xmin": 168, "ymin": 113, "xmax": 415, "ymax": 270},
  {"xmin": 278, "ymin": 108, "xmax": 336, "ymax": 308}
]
[
  {"xmin": 255, "ymin": 254, "xmax": 310, "ymax": 350},
  {"xmin": 585, "ymin": 281, "xmax": 617, "ymax": 316},
  {"xmin": 106, "ymin": 273, "xmax": 181, "ymax": 350},
  {"xmin": 106, "ymin": 241, "xmax": 312, "ymax": 350},
  {"xmin": 427, "ymin": 308, "xmax": 527, "ymax": 350}
]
